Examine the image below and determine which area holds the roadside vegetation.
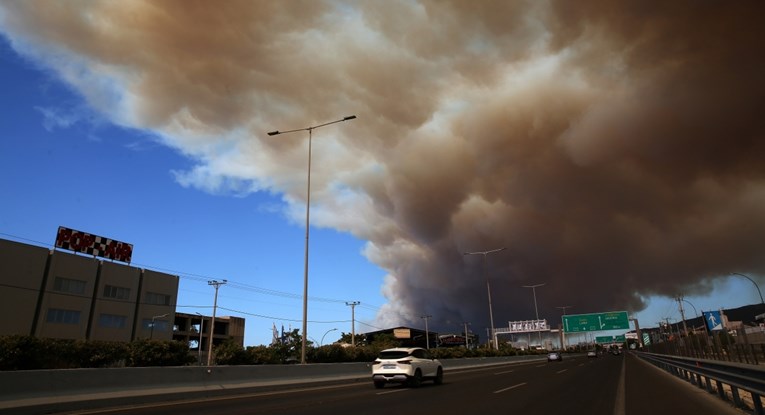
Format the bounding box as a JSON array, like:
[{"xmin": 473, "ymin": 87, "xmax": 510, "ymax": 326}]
[{"xmin": 0, "ymin": 330, "xmax": 566, "ymax": 370}]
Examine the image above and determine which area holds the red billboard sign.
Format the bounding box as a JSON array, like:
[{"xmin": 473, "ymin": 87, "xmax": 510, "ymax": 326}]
[{"xmin": 55, "ymin": 226, "xmax": 133, "ymax": 263}]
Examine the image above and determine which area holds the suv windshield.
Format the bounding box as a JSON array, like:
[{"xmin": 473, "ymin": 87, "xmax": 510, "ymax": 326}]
[{"xmin": 379, "ymin": 351, "xmax": 411, "ymax": 359}]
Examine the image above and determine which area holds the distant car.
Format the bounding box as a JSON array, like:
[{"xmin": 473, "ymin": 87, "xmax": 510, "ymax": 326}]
[
  {"xmin": 587, "ymin": 351, "xmax": 597, "ymax": 358},
  {"xmin": 372, "ymin": 347, "xmax": 443, "ymax": 388},
  {"xmin": 547, "ymin": 351, "xmax": 562, "ymax": 362}
]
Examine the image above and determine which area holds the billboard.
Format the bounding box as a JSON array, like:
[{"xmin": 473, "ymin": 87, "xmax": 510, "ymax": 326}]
[
  {"xmin": 55, "ymin": 226, "xmax": 133, "ymax": 263},
  {"xmin": 505, "ymin": 320, "xmax": 550, "ymax": 333},
  {"xmin": 393, "ymin": 328, "xmax": 411, "ymax": 339}
]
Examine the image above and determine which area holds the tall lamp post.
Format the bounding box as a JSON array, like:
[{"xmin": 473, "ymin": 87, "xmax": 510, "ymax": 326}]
[
  {"xmin": 207, "ymin": 279, "xmax": 227, "ymax": 366},
  {"xmin": 195, "ymin": 312, "xmax": 204, "ymax": 365},
  {"xmin": 421, "ymin": 314, "xmax": 432, "ymax": 349},
  {"xmin": 464, "ymin": 247, "xmax": 506, "ymax": 350},
  {"xmin": 268, "ymin": 115, "xmax": 357, "ymax": 364},
  {"xmin": 320, "ymin": 328, "xmax": 337, "ymax": 346},
  {"xmin": 731, "ymin": 273, "xmax": 764, "ymax": 304},
  {"xmin": 150, "ymin": 313, "xmax": 169, "ymax": 339},
  {"xmin": 522, "ymin": 283, "xmax": 545, "ymax": 348}
]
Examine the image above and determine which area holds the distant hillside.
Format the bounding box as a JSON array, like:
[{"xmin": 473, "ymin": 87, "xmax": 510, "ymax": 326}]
[{"xmin": 645, "ymin": 302, "xmax": 765, "ymax": 332}]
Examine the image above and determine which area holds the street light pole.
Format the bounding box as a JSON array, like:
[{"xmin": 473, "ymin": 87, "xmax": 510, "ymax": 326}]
[
  {"xmin": 320, "ymin": 328, "xmax": 337, "ymax": 346},
  {"xmin": 464, "ymin": 247, "xmax": 506, "ymax": 350},
  {"xmin": 195, "ymin": 312, "xmax": 204, "ymax": 365},
  {"xmin": 150, "ymin": 313, "xmax": 168, "ymax": 339},
  {"xmin": 346, "ymin": 301, "xmax": 360, "ymax": 346},
  {"xmin": 463, "ymin": 322, "xmax": 471, "ymax": 349},
  {"xmin": 207, "ymin": 279, "xmax": 227, "ymax": 366},
  {"xmin": 268, "ymin": 115, "xmax": 357, "ymax": 364},
  {"xmin": 731, "ymin": 273, "xmax": 765, "ymax": 304},
  {"xmin": 421, "ymin": 315, "xmax": 432, "ymax": 349},
  {"xmin": 522, "ymin": 283, "xmax": 545, "ymax": 348}
]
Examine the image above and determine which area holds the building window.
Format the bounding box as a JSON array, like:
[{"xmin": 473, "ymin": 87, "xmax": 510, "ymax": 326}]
[
  {"xmin": 46, "ymin": 309, "xmax": 81, "ymax": 324},
  {"xmin": 145, "ymin": 292, "xmax": 171, "ymax": 306},
  {"xmin": 99, "ymin": 314, "xmax": 127, "ymax": 329},
  {"xmin": 103, "ymin": 285, "xmax": 130, "ymax": 300},
  {"xmin": 53, "ymin": 277, "xmax": 86, "ymax": 295}
]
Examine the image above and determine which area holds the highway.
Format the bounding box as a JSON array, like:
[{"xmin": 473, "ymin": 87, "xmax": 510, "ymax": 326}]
[{"xmin": 63, "ymin": 353, "xmax": 740, "ymax": 415}]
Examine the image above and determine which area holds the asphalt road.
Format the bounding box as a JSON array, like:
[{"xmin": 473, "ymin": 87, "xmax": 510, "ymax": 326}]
[{"xmin": 59, "ymin": 353, "xmax": 741, "ymax": 415}]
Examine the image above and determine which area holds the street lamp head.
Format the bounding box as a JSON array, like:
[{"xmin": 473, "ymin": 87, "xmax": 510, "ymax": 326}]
[
  {"xmin": 343, "ymin": 115, "xmax": 357, "ymax": 121},
  {"xmin": 267, "ymin": 130, "xmax": 280, "ymax": 136}
]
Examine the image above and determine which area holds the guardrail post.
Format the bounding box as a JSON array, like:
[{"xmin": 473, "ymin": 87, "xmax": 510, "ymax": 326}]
[
  {"xmin": 716, "ymin": 380, "xmax": 726, "ymax": 400},
  {"xmin": 752, "ymin": 393, "xmax": 763, "ymax": 415},
  {"xmin": 731, "ymin": 387, "xmax": 742, "ymax": 409}
]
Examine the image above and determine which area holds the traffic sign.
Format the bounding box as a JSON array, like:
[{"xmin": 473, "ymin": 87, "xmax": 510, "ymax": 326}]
[
  {"xmin": 703, "ymin": 310, "xmax": 723, "ymax": 331},
  {"xmin": 562, "ymin": 311, "xmax": 630, "ymax": 333},
  {"xmin": 595, "ymin": 335, "xmax": 626, "ymax": 343}
]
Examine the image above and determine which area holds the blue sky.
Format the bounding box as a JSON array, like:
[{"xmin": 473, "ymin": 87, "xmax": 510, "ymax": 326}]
[
  {"xmin": 0, "ymin": 39, "xmax": 388, "ymax": 346},
  {"xmin": 2, "ymin": 2, "xmax": 764, "ymax": 348}
]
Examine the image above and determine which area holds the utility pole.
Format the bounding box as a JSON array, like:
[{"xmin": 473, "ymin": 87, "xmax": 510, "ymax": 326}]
[
  {"xmin": 346, "ymin": 301, "xmax": 360, "ymax": 346},
  {"xmin": 421, "ymin": 315, "xmax": 432, "ymax": 349},
  {"xmin": 207, "ymin": 279, "xmax": 227, "ymax": 366},
  {"xmin": 676, "ymin": 295, "xmax": 689, "ymax": 336},
  {"xmin": 463, "ymin": 322, "xmax": 470, "ymax": 349}
]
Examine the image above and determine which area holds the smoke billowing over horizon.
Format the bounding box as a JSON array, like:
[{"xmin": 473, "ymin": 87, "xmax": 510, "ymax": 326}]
[{"xmin": 2, "ymin": 0, "xmax": 764, "ymax": 333}]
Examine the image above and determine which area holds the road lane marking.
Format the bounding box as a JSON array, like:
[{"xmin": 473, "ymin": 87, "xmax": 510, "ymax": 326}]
[
  {"xmin": 556, "ymin": 369, "xmax": 567, "ymax": 374},
  {"xmin": 613, "ymin": 354, "xmax": 626, "ymax": 415},
  {"xmin": 494, "ymin": 382, "xmax": 527, "ymax": 394},
  {"xmin": 376, "ymin": 388, "xmax": 409, "ymax": 396},
  {"xmin": 494, "ymin": 370, "xmax": 514, "ymax": 375}
]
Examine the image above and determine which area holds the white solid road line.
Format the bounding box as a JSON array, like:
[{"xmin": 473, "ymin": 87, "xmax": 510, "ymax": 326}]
[{"xmin": 493, "ymin": 382, "xmax": 528, "ymax": 394}]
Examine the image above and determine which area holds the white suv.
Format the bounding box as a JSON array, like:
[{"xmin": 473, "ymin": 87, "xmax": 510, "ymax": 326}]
[{"xmin": 372, "ymin": 347, "xmax": 443, "ymax": 388}]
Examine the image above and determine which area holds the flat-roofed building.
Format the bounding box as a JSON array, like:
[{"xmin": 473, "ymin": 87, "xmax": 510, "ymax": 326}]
[{"xmin": 0, "ymin": 238, "xmax": 178, "ymax": 341}]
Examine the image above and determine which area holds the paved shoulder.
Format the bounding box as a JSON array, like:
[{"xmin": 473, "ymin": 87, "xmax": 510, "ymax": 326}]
[{"xmin": 624, "ymin": 353, "xmax": 742, "ymax": 415}]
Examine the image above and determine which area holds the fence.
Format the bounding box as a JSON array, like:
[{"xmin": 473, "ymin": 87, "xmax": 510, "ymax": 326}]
[{"xmin": 643, "ymin": 326, "xmax": 765, "ymax": 366}]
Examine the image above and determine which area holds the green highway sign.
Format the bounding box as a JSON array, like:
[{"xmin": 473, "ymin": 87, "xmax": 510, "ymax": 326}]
[
  {"xmin": 562, "ymin": 311, "xmax": 630, "ymax": 333},
  {"xmin": 595, "ymin": 335, "xmax": 626, "ymax": 343}
]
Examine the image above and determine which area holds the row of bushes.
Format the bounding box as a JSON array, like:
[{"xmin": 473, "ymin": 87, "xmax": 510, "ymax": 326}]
[
  {"xmin": 0, "ymin": 336, "xmax": 194, "ymax": 370},
  {"xmin": 0, "ymin": 333, "xmax": 552, "ymax": 370}
]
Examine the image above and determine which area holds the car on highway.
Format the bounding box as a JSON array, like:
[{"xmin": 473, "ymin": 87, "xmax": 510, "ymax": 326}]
[
  {"xmin": 587, "ymin": 350, "xmax": 597, "ymax": 358},
  {"xmin": 547, "ymin": 351, "xmax": 563, "ymax": 362},
  {"xmin": 372, "ymin": 347, "xmax": 443, "ymax": 388}
]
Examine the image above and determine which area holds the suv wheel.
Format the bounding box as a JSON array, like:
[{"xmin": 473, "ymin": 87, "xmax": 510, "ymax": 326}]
[
  {"xmin": 408, "ymin": 369, "xmax": 422, "ymax": 388},
  {"xmin": 434, "ymin": 367, "xmax": 443, "ymax": 385}
]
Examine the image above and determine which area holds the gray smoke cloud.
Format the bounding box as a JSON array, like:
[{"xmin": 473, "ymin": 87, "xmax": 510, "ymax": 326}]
[{"xmin": 2, "ymin": 0, "xmax": 764, "ymax": 333}]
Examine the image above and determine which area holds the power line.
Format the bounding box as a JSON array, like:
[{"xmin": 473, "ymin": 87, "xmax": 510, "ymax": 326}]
[{"xmin": 0, "ymin": 232, "xmax": 384, "ymax": 311}]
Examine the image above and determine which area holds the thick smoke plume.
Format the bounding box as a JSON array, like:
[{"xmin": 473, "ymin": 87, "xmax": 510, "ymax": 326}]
[{"xmin": 2, "ymin": 0, "xmax": 764, "ymax": 333}]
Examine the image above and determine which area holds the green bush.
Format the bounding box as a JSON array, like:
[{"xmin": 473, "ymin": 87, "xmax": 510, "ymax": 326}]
[
  {"xmin": 127, "ymin": 339, "xmax": 196, "ymax": 367},
  {"xmin": 0, "ymin": 336, "xmax": 194, "ymax": 370},
  {"xmin": 214, "ymin": 339, "xmax": 254, "ymax": 365}
]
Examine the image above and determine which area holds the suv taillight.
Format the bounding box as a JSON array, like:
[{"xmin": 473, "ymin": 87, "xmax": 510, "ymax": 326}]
[{"xmin": 398, "ymin": 359, "xmax": 412, "ymax": 365}]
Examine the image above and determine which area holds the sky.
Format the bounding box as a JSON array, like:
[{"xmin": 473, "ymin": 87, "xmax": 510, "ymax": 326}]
[{"xmin": 1, "ymin": 0, "xmax": 764, "ymax": 348}]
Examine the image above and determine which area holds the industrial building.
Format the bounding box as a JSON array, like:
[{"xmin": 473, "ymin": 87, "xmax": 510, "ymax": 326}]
[{"xmin": 0, "ymin": 237, "xmax": 244, "ymax": 349}]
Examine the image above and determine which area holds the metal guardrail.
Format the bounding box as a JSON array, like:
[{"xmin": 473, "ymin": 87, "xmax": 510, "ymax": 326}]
[{"xmin": 635, "ymin": 351, "xmax": 765, "ymax": 415}]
